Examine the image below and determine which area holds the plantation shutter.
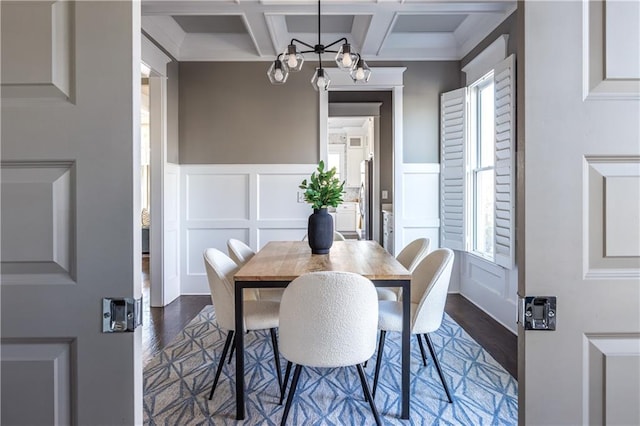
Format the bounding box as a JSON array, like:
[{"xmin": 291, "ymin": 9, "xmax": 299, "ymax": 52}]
[
  {"xmin": 493, "ymin": 55, "xmax": 516, "ymax": 269},
  {"xmin": 440, "ymin": 87, "xmax": 468, "ymax": 251}
]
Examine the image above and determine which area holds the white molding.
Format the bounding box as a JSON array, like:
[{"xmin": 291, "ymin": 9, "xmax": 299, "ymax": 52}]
[
  {"xmin": 141, "ymin": 16, "xmax": 184, "ymax": 60},
  {"xmin": 180, "ymin": 164, "xmax": 315, "ymax": 294},
  {"xmin": 142, "ymin": 35, "xmax": 172, "ymax": 77},
  {"xmin": 319, "ymin": 67, "xmax": 405, "ymax": 252},
  {"xmin": 458, "ymin": 251, "xmax": 518, "ymax": 333},
  {"xmin": 462, "ymin": 34, "xmax": 508, "ymax": 83}
]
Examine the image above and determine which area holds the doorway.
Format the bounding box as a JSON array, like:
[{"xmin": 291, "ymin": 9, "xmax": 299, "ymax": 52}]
[
  {"xmin": 140, "ymin": 71, "xmax": 151, "ymax": 306},
  {"xmin": 327, "ymin": 116, "xmax": 375, "ymax": 240}
]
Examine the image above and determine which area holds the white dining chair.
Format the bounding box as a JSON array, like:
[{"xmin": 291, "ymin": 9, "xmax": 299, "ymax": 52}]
[
  {"xmin": 227, "ymin": 238, "xmax": 255, "ymax": 265},
  {"xmin": 301, "ymin": 231, "xmax": 346, "ymax": 241},
  {"xmin": 372, "ymin": 248, "xmax": 455, "ymax": 403},
  {"xmin": 202, "ymin": 248, "xmax": 283, "ymax": 400},
  {"xmin": 226, "ymin": 238, "xmax": 282, "ymax": 302},
  {"xmin": 278, "ymin": 271, "xmax": 382, "ymax": 426},
  {"xmin": 376, "ymin": 237, "xmax": 431, "ymax": 301}
]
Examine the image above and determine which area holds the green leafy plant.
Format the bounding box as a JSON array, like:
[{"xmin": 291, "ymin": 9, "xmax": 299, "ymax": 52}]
[{"xmin": 299, "ymin": 160, "xmax": 345, "ymax": 210}]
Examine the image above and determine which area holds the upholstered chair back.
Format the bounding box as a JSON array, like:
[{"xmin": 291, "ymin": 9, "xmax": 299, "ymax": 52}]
[
  {"xmin": 227, "ymin": 239, "xmax": 255, "ymax": 266},
  {"xmin": 396, "ymin": 238, "xmax": 431, "ymax": 272},
  {"xmin": 410, "ymin": 248, "xmax": 455, "ymax": 334},
  {"xmin": 279, "ymin": 271, "xmax": 378, "ymax": 368},
  {"xmin": 203, "ymin": 248, "xmax": 240, "ymax": 331}
]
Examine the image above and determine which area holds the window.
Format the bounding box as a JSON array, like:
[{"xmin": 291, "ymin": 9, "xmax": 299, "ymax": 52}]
[
  {"xmin": 470, "ymin": 74, "xmax": 495, "ymax": 259},
  {"xmin": 440, "ymin": 55, "xmax": 515, "ymax": 269},
  {"xmin": 327, "ymin": 144, "xmax": 346, "ymax": 181}
]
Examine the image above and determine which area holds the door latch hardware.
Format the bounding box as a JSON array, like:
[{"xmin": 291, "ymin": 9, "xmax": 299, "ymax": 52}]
[
  {"xmin": 102, "ymin": 297, "xmax": 142, "ymax": 332},
  {"xmin": 518, "ymin": 296, "xmax": 556, "ymax": 331}
]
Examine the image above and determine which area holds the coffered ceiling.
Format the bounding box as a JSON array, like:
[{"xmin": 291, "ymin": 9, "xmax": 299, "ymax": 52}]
[{"xmin": 142, "ymin": 1, "xmax": 516, "ymax": 62}]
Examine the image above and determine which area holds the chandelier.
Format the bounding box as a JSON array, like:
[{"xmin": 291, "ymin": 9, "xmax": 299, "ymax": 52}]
[{"xmin": 266, "ymin": 0, "xmax": 371, "ymax": 90}]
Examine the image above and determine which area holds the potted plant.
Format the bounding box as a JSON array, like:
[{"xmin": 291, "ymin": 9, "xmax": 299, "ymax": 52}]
[{"xmin": 299, "ymin": 160, "xmax": 345, "ymax": 254}]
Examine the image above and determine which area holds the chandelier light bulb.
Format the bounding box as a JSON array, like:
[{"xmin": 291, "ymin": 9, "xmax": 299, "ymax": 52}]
[
  {"xmin": 316, "ymin": 75, "xmax": 326, "ymax": 89},
  {"xmin": 355, "ymin": 67, "xmax": 365, "ymax": 81},
  {"xmin": 287, "ymin": 55, "xmax": 298, "ymax": 69},
  {"xmin": 274, "ymin": 68, "xmax": 284, "ymax": 82},
  {"xmin": 342, "ymin": 54, "xmax": 352, "ymax": 68}
]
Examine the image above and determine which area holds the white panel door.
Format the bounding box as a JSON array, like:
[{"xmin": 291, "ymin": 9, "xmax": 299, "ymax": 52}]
[
  {"xmin": 1, "ymin": 2, "xmax": 141, "ymax": 425},
  {"xmin": 522, "ymin": 1, "xmax": 640, "ymax": 424}
]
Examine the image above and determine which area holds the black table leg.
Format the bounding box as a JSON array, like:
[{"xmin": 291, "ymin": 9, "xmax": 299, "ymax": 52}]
[
  {"xmin": 235, "ymin": 283, "xmax": 245, "ymax": 420},
  {"xmin": 401, "ymin": 279, "xmax": 410, "ymax": 419}
]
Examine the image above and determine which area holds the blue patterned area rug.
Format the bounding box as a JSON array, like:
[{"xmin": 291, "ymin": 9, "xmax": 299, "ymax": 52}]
[{"xmin": 144, "ymin": 305, "xmax": 517, "ymax": 425}]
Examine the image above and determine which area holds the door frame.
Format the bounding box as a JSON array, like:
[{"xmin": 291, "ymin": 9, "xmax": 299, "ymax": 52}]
[
  {"xmin": 319, "ymin": 67, "xmax": 405, "ymax": 250},
  {"xmin": 142, "ymin": 36, "xmax": 175, "ymax": 307},
  {"xmin": 327, "ymin": 109, "xmax": 380, "ymax": 241}
]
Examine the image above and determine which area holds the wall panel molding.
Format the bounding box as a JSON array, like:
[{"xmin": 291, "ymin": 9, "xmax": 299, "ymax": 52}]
[
  {"xmin": 457, "ymin": 251, "xmax": 518, "ymax": 333},
  {"xmin": 181, "ymin": 164, "xmax": 314, "ymax": 294},
  {"xmin": 398, "ymin": 163, "xmax": 441, "ymax": 252}
]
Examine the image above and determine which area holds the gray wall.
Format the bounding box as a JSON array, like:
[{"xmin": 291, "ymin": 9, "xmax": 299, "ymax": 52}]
[
  {"xmin": 178, "ymin": 61, "xmax": 461, "ymax": 167},
  {"xmin": 167, "ymin": 60, "xmax": 179, "ymax": 163},
  {"xmin": 461, "ymin": 11, "xmax": 518, "ymax": 84},
  {"xmin": 372, "ymin": 61, "xmax": 460, "ymax": 163},
  {"xmin": 179, "ymin": 62, "xmax": 318, "ymax": 164}
]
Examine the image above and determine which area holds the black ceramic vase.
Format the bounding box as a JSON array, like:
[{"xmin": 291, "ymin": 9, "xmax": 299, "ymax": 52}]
[{"xmin": 307, "ymin": 208, "xmax": 333, "ymax": 254}]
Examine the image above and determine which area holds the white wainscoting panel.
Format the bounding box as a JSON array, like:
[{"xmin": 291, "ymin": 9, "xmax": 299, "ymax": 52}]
[
  {"xmin": 457, "ymin": 252, "xmax": 518, "ymax": 333},
  {"xmin": 397, "ymin": 163, "xmax": 441, "ymax": 253},
  {"xmin": 181, "ymin": 164, "xmax": 314, "ymax": 294},
  {"xmin": 186, "ymin": 228, "xmax": 249, "ymax": 276},
  {"xmin": 258, "ymin": 229, "xmax": 307, "ymax": 249},
  {"xmin": 186, "ymin": 173, "xmax": 249, "ymax": 221},
  {"xmin": 162, "ymin": 163, "xmax": 181, "ymax": 306},
  {"xmin": 258, "ymin": 173, "xmax": 311, "ymax": 220}
]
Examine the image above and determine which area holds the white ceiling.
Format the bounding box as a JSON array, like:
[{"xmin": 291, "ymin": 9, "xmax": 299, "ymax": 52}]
[
  {"xmin": 142, "ymin": 1, "xmax": 517, "ymax": 62},
  {"xmin": 328, "ymin": 116, "xmax": 370, "ymax": 131}
]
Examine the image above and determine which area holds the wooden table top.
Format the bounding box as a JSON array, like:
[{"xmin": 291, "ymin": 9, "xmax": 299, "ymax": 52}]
[{"xmin": 234, "ymin": 240, "xmax": 411, "ymax": 282}]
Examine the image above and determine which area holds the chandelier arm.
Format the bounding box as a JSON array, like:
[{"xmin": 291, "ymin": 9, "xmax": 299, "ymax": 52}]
[
  {"xmin": 323, "ymin": 37, "xmax": 348, "ymax": 50},
  {"xmin": 290, "ymin": 38, "xmax": 315, "ymax": 50}
]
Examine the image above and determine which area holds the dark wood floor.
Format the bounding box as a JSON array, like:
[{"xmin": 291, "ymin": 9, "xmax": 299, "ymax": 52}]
[{"xmin": 141, "ymin": 257, "xmax": 517, "ymax": 379}]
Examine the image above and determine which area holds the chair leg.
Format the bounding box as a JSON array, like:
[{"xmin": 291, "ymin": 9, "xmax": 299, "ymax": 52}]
[
  {"xmin": 423, "ymin": 333, "xmax": 453, "ymax": 403},
  {"xmin": 372, "ymin": 330, "xmax": 386, "ymax": 398},
  {"xmin": 227, "ymin": 339, "xmax": 235, "ymax": 364},
  {"xmin": 270, "ymin": 328, "xmax": 283, "ymax": 395},
  {"xmin": 209, "ymin": 330, "xmax": 234, "ymax": 400},
  {"xmin": 356, "ymin": 364, "xmax": 382, "ymax": 426},
  {"xmin": 280, "ymin": 364, "xmax": 302, "ymax": 426},
  {"xmin": 279, "ymin": 361, "xmax": 292, "ymax": 405},
  {"xmin": 416, "ymin": 333, "xmax": 427, "ymax": 367}
]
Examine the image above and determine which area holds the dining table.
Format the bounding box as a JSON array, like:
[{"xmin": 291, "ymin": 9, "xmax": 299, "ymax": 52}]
[{"xmin": 233, "ymin": 240, "xmax": 412, "ymax": 420}]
